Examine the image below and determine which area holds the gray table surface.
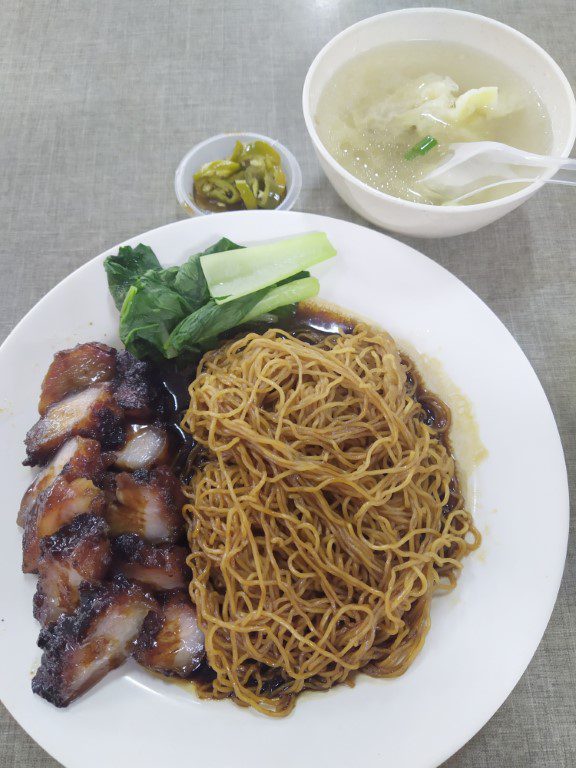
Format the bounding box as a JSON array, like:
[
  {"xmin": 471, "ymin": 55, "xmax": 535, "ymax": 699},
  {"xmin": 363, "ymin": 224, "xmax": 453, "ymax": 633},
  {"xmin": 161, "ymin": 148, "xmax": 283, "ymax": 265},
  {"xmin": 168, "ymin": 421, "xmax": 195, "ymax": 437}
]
[{"xmin": 1, "ymin": 0, "xmax": 574, "ymax": 765}]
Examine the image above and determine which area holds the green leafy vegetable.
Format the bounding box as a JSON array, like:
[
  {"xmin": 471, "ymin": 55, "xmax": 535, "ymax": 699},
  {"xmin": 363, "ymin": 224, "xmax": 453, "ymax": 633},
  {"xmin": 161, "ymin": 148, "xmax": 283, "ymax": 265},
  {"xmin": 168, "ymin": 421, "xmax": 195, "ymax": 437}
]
[
  {"xmin": 404, "ymin": 136, "xmax": 438, "ymax": 161},
  {"xmin": 105, "ymin": 233, "xmax": 335, "ymax": 363},
  {"xmin": 104, "ymin": 244, "xmax": 162, "ymax": 310},
  {"xmin": 201, "ymin": 232, "xmax": 335, "ymax": 305},
  {"xmin": 173, "ymin": 255, "xmax": 207, "ymax": 309},
  {"xmin": 164, "ymin": 291, "xmax": 267, "ymax": 359},
  {"xmin": 276, "ymin": 270, "xmax": 310, "ymax": 286},
  {"xmin": 175, "ymin": 238, "xmax": 240, "ymax": 306},
  {"xmin": 200, "ymin": 237, "xmax": 241, "ymax": 256},
  {"xmin": 241, "ymin": 277, "xmax": 319, "ymax": 324},
  {"xmin": 164, "ymin": 276, "xmax": 319, "ymax": 359},
  {"xmin": 116, "ymin": 238, "xmax": 244, "ymax": 358},
  {"xmin": 119, "ymin": 270, "xmax": 191, "ymax": 360}
]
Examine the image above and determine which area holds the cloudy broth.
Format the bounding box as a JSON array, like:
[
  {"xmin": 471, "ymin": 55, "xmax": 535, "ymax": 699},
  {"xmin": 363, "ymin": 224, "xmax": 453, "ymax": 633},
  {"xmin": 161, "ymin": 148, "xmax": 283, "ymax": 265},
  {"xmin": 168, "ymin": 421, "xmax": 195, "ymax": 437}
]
[{"xmin": 315, "ymin": 41, "xmax": 552, "ymax": 205}]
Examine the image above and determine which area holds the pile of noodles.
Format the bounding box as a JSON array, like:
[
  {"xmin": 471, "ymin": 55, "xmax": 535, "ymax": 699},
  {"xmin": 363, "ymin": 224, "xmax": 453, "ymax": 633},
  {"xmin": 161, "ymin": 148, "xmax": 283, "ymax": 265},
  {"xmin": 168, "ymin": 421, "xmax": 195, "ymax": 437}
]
[{"xmin": 182, "ymin": 324, "xmax": 479, "ymax": 716}]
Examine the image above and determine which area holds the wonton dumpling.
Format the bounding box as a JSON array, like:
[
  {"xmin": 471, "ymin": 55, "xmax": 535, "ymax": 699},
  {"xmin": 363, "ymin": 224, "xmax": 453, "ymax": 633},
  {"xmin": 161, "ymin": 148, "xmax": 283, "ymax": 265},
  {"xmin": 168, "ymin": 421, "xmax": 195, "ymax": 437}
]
[{"xmin": 357, "ymin": 75, "xmax": 503, "ymax": 137}]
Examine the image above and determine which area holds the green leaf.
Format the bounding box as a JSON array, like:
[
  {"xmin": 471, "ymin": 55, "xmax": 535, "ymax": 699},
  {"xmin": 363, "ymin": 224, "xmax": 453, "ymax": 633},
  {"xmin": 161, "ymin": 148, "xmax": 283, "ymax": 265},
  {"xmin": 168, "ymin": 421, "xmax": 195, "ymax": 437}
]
[
  {"xmin": 174, "ymin": 238, "xmax": 242, "ymax": 311},
  {"xmin": 276, "ymin": 270, "xmax": 310, "ymax": 287},
  {"xmin": 241, "ymin": 277, "xmax": 319, "ymax": 324},
  {"xmin": 108, "ymin": 235, "xmax": 330, "ymax": 364},
  {"xmin": 110, "ymin": 238, "xmax": 245, "ymax": 360},
  {"xmin": 119, "ymin": 270, "xmax": 191, "ymax": 359},
  {"xmin": 104, "ymin": 244, "xmax": 161, "ymax": 310},
  {"xmin": 164, "ymin": 277, "xmax": 319, "ymax": 359},
  {"xmin": 174, "ymin": 255, "xmax": 208, "ymax": 310},
  {"xmin": 199, "ymin": 237, "xmax": 242, "ymax": 257},
  {"xmin": 164, "ymin": 290, "xmax": 267, "ymax": 359}
]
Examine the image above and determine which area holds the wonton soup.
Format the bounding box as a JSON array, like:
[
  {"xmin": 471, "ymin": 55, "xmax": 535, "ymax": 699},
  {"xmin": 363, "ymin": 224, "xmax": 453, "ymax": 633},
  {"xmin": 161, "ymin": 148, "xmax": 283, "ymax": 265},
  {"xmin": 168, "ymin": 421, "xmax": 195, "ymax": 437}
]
[{"xmin": 315, "ymin": 41, "xmax": 552, "ymax": 205}]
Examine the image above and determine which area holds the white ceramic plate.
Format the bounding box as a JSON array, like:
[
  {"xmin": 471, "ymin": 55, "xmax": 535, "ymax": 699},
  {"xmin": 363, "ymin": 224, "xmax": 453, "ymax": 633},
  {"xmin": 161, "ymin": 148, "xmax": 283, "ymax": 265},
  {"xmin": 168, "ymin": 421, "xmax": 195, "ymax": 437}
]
[{"xmin": 0, "ymin": 211, "xmax": 568, "ymax": 768}]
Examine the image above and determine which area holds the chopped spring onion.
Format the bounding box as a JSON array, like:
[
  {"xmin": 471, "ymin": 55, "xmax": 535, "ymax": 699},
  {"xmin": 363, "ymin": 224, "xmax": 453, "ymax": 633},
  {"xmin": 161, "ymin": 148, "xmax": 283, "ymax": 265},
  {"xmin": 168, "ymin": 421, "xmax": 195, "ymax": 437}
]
[{"xmin": 404, "ymin": 136, "xmax": 438, "ymax": 160}]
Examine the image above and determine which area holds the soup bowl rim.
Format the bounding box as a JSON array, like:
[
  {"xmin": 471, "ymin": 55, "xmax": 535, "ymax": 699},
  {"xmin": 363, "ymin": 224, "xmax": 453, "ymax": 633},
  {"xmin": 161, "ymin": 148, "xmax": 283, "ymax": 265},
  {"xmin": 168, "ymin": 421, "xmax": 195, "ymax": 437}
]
[{"xmin": 302, "ymin": 7, "xmax": 576, "ymax": 214}]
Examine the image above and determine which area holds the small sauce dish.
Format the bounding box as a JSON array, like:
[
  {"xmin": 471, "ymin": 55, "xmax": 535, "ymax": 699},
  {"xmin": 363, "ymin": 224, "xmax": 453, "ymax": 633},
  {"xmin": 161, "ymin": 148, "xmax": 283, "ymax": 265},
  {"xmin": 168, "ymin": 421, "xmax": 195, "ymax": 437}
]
[{"xmin": 175, "ymin": 132, "xmax": 302, "ymax": 216}]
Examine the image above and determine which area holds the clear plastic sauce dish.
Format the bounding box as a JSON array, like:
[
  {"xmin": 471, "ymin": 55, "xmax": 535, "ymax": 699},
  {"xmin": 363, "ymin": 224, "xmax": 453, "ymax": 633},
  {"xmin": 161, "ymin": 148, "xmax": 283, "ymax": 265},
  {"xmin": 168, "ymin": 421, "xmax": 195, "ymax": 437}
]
[{"xmin": 175, "ymin": 132, "xmax": 302, "ymax": 216}]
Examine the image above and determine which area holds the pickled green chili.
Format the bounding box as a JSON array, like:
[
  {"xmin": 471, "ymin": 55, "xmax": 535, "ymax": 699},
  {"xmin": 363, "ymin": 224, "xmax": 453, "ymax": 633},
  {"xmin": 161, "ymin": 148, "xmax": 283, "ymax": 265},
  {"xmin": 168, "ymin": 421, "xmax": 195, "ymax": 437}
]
[{"xmin": 193, "ymin": 140, "xmax": 287, "ymax": 211}]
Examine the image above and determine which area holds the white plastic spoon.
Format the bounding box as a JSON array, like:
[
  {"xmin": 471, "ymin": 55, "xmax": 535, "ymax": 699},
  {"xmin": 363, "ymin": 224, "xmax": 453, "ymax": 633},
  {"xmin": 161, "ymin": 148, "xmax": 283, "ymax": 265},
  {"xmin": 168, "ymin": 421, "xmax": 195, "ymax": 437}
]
[
  {"xmin": 423, "ymin": 141, "xmax": 576, "ymax": 201},
  {"xmin": 443, "ymin": 176, "xmax": 576, "ymax": 205}
]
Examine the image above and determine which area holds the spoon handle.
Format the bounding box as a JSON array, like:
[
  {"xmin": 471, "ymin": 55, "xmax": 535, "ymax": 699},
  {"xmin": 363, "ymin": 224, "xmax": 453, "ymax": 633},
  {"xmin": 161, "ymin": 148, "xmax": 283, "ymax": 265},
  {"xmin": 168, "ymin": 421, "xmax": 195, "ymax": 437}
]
[
  {"xmin": 446, "ymin": 176, "xmax": 576, "ymax": 205},
  {"xmin": 509, "ymin": 154, "xmax": 576, "ymax": 170},
  {"xmin": 552, "ymin": 165, "xmax": 576, "ymax": 182}
]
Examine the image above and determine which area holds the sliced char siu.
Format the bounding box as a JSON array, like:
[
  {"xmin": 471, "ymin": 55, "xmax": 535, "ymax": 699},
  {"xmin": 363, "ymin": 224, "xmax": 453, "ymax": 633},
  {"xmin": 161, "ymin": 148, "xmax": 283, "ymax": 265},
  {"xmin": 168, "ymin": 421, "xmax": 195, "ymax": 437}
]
[
  {"xmin": 105, "ymin": 467, "xmax": 184, "ymax": 544},
  {"xmin": 112, "ymin": 534, "xmax": 189, "ymax": 590},
  {"xmin": 22, "ymin": 341, "xmax": 197, "ymax": 706},
  {"xmin": 113, "ymin": 425, "xmax": 169, "ymax": 471},
  {"xmin": 18, "ymin": 437, "xmax": 104, "ymax": 527},
  {"xmin": 33, "ymin": 514, "xmax": 112, "ymax": 627},
  {"xmin": 36, "ymin": 341, "xmax": 158, "ymax": 424},
  {"xmin": 38, "ymin": 343, "xmax": 116, "ymax": 416},
  {"xmin": 25, "ymin": 385, "xmax": 124, "ymax": 466},
  {"xmin": 134, "ymin": 590, "xmax": 204, "ymax": 679},
  {"xmin": 113, "ymin": 351, "xmax": 159, "ymax": 421},
  {"xmin": 32, "ymin": 575, "xmax": 155, "ymax": 707},
  {"xmin": 23, "ymin": 477, "xmax": 105, "ymax": 573}
]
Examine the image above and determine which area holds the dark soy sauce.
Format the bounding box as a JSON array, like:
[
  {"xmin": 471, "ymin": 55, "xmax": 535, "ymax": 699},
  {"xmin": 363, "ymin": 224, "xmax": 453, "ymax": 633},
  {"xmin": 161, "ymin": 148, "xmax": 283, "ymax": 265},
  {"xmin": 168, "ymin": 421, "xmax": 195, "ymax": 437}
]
[
  {"xmin": 152, "ymin": 362, "xmax": 207, "ymax": 483},
  {"xmin": 401, "ymin": 355, "xmax": 462, "ymax": 515},
  {"xmin": 285, "ymin": 303, "xmax": 355, "ymax": 337}
]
